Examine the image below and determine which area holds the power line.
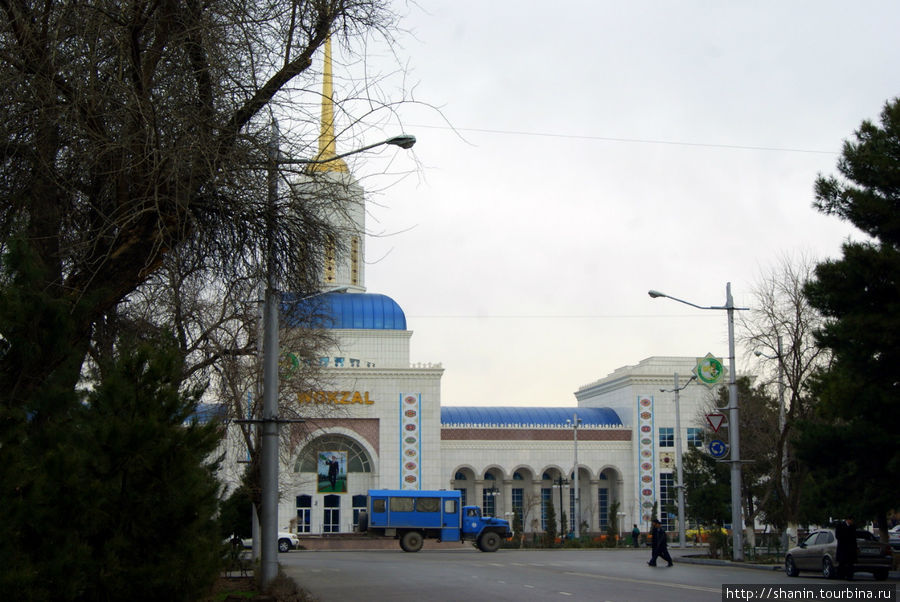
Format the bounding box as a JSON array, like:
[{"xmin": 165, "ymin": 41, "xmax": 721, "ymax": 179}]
[
  {"xmin": 408, "ymin": 314, "xmax": 719, "ymax": 319},
  {"xmin": 407, "ymin": 123, "xmax": 838, "ymax": 155}
]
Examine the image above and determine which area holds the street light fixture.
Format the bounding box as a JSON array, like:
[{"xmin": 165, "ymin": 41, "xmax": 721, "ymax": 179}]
[
  {"xmin": 566, "ymin": 413, "xmax": 582, "ymax": 538},
  {"xmin": 552, "ymin": 475, "xmax": 568, "ymax": 536},
  {"xmin": 258, "ymin": 122, "xmax": 416, "ymax": 586},
  {"xmin": 660, "ymin": 373, "xmax": 696, "ymax": 550},
  {"xmin": 648, "ymin": 283, "xmax": 749, "ymax": 561}
]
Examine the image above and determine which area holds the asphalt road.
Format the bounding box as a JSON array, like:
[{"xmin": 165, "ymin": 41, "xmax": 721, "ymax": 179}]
[{"xmin": 279, "ymin": 547, "xmax": 898, "ymax": 602}]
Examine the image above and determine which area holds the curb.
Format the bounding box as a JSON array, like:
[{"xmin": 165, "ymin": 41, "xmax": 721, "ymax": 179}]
[{"xmin": 675, "ymin": 555, "xmax": 783, "ymax": 571}]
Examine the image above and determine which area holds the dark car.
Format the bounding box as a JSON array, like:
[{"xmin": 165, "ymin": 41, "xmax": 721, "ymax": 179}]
[{"xmin": 785, "ymin": 528, "xmax": 892, "ymax": 580}]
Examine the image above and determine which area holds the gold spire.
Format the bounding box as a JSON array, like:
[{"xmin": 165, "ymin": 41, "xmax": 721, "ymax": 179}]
[{"xmin": 309, "ymin": 36, "xmax": 349, "ymax": 173}]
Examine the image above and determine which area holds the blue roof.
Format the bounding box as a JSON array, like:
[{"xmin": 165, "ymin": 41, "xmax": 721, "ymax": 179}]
[
  {"xmin": 282, "ymin": 292, "xmax": 406, "ymax": 330},
  {"xmin": 441, "ymin": 406, "xmax": 622, "ymax": 427}
]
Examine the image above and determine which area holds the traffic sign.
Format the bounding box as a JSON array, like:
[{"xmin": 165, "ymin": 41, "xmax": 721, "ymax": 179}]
[
  {"xmin": 708, "ymin": 439, "xmax": 728, "ymax": 459},
  {"xmin": 693, "ymin": 353, "xmax": 724, "ymax": 387},
  {"xmin": 706, "ymin": 413, "xmax": 726, "ymax": 432}
]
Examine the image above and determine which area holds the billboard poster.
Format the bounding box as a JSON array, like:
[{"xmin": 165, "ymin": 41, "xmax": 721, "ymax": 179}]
[
  {"xmin": 400, "ymin": 393, "xmax": 421, "ymax": 489},
  {"xmin": 317, "ymin": 451, "xmax": 347, "ymax": 493}
]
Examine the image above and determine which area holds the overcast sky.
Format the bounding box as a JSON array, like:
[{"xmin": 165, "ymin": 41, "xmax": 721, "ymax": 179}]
[{"xmin": 323, "ymin": 1, "xmax": 899, "ymax": 407}]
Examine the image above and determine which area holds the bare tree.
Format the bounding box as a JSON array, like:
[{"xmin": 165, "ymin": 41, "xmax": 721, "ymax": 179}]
[
  {"xmin": 0, "ymin": 0, "xmax": 401, "ymax": 403},
  {"xmin": 739, "ymin": 252, "xmax": 830, "ymax": 542}
]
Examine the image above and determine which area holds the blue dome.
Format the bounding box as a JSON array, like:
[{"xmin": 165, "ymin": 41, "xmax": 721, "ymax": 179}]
[
  {"xmin": 282, "ymin": 292, "xmax": 406, "ymax": 330},
  {"xmin": 441, "ymin": 406, "xmax": 622, "ymax": 427}
]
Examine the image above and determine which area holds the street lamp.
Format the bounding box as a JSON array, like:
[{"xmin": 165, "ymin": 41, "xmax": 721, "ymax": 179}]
[
  {"xmin": 566, "ymin": 413, "xmax": 582, "ymax": 538},
  {"xmin": 648, "ymin": 283, "xmax": 749, "ymax": 561},
  {"xmin": 258, "ymin": 122, "xmax": 416, "ymax": 586},
  {"xmin": 484, "ymin": 486, "xmax": 500, "ymax": 517},
  {"xmin": 660, "ymin": 373, "xmax": 696, "ymax": 549},
  {"xmin": 552, "ymin": 475, "xmax": 568, "ymax": 536}
]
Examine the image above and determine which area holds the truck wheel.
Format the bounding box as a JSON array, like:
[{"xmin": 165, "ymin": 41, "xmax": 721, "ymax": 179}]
[
  {"xmin": 358, "ymin": 510, "xmax": 368, "ymax": 533},
  {"xmin": 478, "ymin": 532, "xmax": 501, "ymax": 553},
  {"xmin": 400, "ymin": 531, "xmax": 424, "ymax": 553}
]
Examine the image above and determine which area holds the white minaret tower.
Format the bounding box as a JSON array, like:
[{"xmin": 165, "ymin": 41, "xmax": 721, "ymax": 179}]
[{"xmin": 307, "ymin": 36, "xmax": 366, "ymax": 293}]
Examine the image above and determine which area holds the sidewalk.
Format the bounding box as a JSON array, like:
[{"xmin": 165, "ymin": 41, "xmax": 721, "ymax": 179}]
[{"xmin": 671, "ymin": 546, "xmax": 900, "ymax": 579}]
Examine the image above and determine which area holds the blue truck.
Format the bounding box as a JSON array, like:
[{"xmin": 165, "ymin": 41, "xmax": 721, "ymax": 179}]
[{"xmin": 357, "ymin": 489, "xmax": 512, "ymax": 552}]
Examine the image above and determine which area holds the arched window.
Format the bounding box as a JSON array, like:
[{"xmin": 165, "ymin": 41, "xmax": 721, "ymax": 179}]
[
  {"xmin": 295, "ymin": 434, "xmax": 372, "ymax": 473},
  {"xmin": 455, "ymin": 472, "xmax": 467, "ymax": 481},
  {"xmin": 513, "ymin": 471, "xmax": 524, "ymax": 480}
]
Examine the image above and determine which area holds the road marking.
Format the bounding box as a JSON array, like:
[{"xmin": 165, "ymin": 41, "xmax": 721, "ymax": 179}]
[
  {"xmin": 564, "ymin": 571, "xmax": 720, "ymax": 593},
  {"xmin": 559, "ymin": 592, "xmax": 573, "ymax": 596}
]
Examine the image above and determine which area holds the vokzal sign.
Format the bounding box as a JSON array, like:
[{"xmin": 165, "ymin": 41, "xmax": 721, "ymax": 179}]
[{"xmin": 297, "ymin": 391, "xmax": 374, "ymax": 405}]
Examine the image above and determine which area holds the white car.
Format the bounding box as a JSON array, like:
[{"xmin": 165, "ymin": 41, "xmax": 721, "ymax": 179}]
[
  {"xmin": 235, "ymin": 532, "xmax": 301, "ymax": 553},
  {"xmin": 889, "ymin": 525, "xmax": 900, "ymax": 551}
]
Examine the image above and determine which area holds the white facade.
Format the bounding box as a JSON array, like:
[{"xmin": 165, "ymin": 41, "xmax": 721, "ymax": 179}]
[{"xmin": 227, "ymin": 42, "xmax": 723, "ymax": 538}]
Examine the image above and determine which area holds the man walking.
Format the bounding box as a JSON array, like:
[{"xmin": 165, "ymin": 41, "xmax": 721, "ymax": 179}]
[
  {"xmin": 647, "ymin": 519, "xmax": 673, "ymax": 567},
  {"xmin": 835, "ymin": 517, "xmax": 856, "ymax": 580}
]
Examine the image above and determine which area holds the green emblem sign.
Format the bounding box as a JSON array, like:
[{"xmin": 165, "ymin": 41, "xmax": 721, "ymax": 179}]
[{"xmin": 693, "ymin": 353, "xmax": 724, "ymax": 387}]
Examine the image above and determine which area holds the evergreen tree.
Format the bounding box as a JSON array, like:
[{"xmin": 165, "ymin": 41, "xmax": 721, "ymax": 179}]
[
  {"xmin": 0, "ymin": 311, "xmax": 225, "ymax": 600},
  {"xmin": 544, "ymin": 500, "xmax": 558, "ymax": 547},
  {"xmin": 683, "ymin": 446, "xmax": 731, "ymax": 526},
  {"xmin": 799, "ymin": 99, "xmax": 900, "ymax": 529}
]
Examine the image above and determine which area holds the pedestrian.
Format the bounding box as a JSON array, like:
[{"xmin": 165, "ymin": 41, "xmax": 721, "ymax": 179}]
[
  {"xmin": 631, "ymin": 524, "xmax": 641, "ymax": 548},
  {"xmin": 835, "ymin": 517, "xmax": 857, "ymax": 580},
  {"xmin": 647, "ymin": 519, "xmax": 673, "ymax": 567}
]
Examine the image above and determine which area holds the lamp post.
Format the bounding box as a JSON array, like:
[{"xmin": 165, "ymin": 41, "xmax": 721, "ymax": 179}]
[
  {"xmin": 258, "ymin": 122, "xmax": 416, "ymax": 587},
  {"xmin": 648, "ymin": 283, "xmax": 749, "ymax": 561},
  {"xmin": 659, "ymin": 373, "xmax": 696, "ymax": 549},
  {"xmin": 566, "ymin": 413, "xmax": 582, "ymax": 538},
  {"xmin": 552, "ymin": 475, "xmax": 568, "ymax": 535}
]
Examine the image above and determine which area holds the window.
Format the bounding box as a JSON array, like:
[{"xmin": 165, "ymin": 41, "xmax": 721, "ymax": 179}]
[
  {"xmin": 569, "ymin": 489, "xmax": 575, "ymax": 532},
  {"xmin": 390, "ymin": 497, "xmax": 414, "ymax": 512},
  {"xmin": 598, "ymin": 488, "xmax": 609, "ymax": 530},
  {"xmin": 511, "ymin": 488, "xmax": 523, "ymax": 517},
  {"xmin": 417, "ymin": 498, "xmax": 440, "ymax": 513},
  {"xmin": 659, "ymin": 427, "xmax": 674, "ymax": 447},
  {"xmin": 455, "ymin": 488, "xmax": 467, "ymax": 506},
  {"xmin": 323, "ymin": 494, "xmax": 340, "ymax": 533},
  {"xmin": 373, "ymin": 499, "xmax": 385, "ymax": 513},
  {"xmin": 350, "ymin": 236, "xmax": 360, "ymax": 285},
  {"xmin": 296, "ymin": 495, "xmax": 312, "ymax": 533},
  {"xmin": 541, "ymin": 488, "xmax": 551, "ymax": 531},
  {"xmin": 444, "ymin": 499, "xmax": 457, "ymax": 514},
  {"xmin": 659, "ymin": 473, "xmax": 674, "ymax": 531},
  {"xmin": 352, "ymin": 495, "xmax": 367, "ymax": 529},
  {"xmin": 296, "ymin": 434, "xmax": 372, "ymax": 473},
  {"xmin": 687, "ymin": 427, "xmax": 703, "ymax": 448},
  {"xmin": 324, "ymin": 236, "xmax": 336, "ymax": 283},
  {"xmin": 482, "ymin": 489, "xmax": 497, "ymax": 517}
]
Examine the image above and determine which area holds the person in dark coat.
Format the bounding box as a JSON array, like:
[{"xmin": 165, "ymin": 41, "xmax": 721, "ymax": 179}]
[
  {"xmin": 834, "ymin": 517, "xmax": 857, "ymax": 580},
  {"xmin": 631, "ymin": 524, "xmax": 641, "ymax": 548},
  {"xmin": 326, "ymin": 456, "xmax": 340, "ymax": 491},
  {"xmin": 647, "ymin": 519, "xmax": 673, "ymax": 567}
]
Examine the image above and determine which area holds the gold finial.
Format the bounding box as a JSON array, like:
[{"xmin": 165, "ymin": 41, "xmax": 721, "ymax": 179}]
[{"xmin": 309, "ymin": 36, "xmax": 349, "ymax": 173}]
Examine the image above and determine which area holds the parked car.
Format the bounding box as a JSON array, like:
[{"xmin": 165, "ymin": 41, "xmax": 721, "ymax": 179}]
[
  {"xmin": 235, "ymin": 532, "xmax": 300, "ymax": 553},
  {"xmin": 888, "ymin": 525, "xmax": 900, "ymax": 551},
  {"xmin": 785, "ymin": 528, "xmax": 892, "ymax": 580}
]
